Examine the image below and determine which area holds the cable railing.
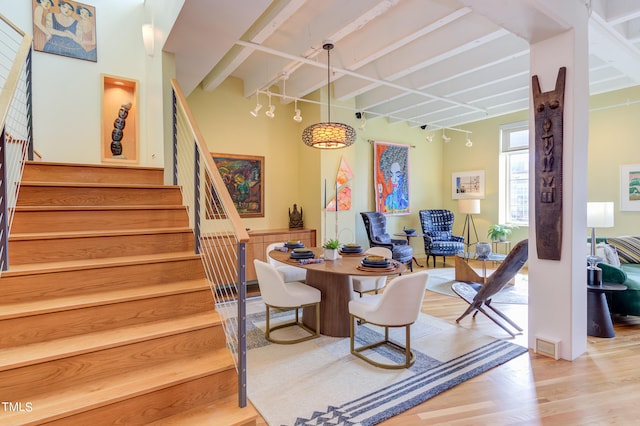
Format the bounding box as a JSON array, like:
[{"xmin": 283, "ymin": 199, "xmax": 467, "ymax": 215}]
[
  {"xmin": 171, "ymin": 79, "xmax": 250, "ymax": 408},
  {"xmin": 0, "ymin": 14, "xmax": 33, "ymax": 273}
]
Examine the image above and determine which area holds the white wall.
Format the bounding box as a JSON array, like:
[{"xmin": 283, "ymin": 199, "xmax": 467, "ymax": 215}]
[{"xmin": 1, "ymin": 0, "xmax": 182, "ymax": 167}]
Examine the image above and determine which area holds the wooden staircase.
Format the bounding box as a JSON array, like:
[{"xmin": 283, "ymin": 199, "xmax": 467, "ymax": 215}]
[{"xmin": 0, "ymin": 162, "xmax": 258, "ymax": 425}]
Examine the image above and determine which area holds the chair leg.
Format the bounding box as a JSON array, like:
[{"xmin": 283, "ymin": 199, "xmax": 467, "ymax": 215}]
[
  {"xmin": 484, "ymin": 303, "xmax": 523, "ymax": 332},
  {"xmin": 350, "ymin": 315, "xmax": 416, "ymax": 369},
  {"xmin": 264, "ymin": 302, "xmax": 321, "ymax": 344}
]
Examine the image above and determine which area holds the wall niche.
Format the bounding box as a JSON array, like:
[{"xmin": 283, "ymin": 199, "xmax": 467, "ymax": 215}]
[{"xmin": 101, "ymin": 74, "xmax": 139, "ymax": 164}]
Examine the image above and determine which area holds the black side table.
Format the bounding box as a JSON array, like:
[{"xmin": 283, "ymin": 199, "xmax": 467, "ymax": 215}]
[{"xmin": 587, "ymin": 282, "xmax": 627, "ymax": 338}]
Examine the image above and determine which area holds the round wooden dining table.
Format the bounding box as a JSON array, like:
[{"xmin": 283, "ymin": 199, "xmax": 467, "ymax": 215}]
[{"xmin": 269, "ymin": 247, "xmax": 406, "ymax": 337}]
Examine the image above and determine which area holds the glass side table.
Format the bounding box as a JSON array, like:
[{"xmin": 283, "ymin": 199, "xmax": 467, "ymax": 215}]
[{"xmin": 454, "ymin": 252, "xmax": 507, "ymax": 284}]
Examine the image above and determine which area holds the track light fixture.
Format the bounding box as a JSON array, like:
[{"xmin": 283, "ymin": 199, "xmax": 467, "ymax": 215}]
[
  {"xmin": 250, "ymin": 93, "xmax": 262, "ymax": 117},
  {"xmin": 266, "ymin": 105, "xmax": 275, "ymax": 119},
  {"xmin": 442, "ymin": 129, "xmax": 451, "ymax": 143},
  {"xmin": 265, "ymin": 92, "xmax": 275, "ymax": 119},
  {"xmin": 465, "ymin": 134, "xmax": 473, "ymax": 147},
  {"xmin": 421, "ymin": 125, "xmax": 434, "ymax": 142},
  {"xmin": 358, "ymin": 112, "xmax": 366, "ymax": 131},
  {"xmin": 293, "ymin": 99, "xmax": 302, "ymax": 122}
]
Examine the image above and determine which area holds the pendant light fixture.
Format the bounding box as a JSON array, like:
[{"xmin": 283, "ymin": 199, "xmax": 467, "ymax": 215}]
[{"xmin": 302, "ymin": 41, "xmax": 356, "ymax": 149}]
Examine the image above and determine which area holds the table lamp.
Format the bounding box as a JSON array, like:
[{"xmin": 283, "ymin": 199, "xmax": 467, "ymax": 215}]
[
  {"xmin": 586, "ymin": 201, "xmax": 614, "ymax": 286},
  {"xmin": 458, "ymin": 199, "xmax": 480, "ymax": 254}
]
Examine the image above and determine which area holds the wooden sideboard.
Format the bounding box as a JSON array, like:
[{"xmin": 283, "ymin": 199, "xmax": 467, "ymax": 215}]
[{"xmin": 245, "ymin": 228, "xmax": 316, "ymax": 282}]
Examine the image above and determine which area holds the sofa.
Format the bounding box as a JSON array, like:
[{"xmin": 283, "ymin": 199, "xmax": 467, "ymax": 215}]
[{"xmin": 593, "ymin": 237, "xmax": 640, "ymax": 316}]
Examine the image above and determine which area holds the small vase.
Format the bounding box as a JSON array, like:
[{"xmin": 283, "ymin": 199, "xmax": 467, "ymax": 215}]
[
  {"xmin": 476, "ymin": 242, "xmax": 492, "ymax": 259},
  {"xmin": 324, "ymin": 248, "xmax": 339, "ymax": 260}
]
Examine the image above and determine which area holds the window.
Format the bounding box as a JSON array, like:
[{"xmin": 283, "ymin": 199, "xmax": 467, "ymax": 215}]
[{"xmin": 499, "ymin": 121, "xmax": 529, "ymax": 226}]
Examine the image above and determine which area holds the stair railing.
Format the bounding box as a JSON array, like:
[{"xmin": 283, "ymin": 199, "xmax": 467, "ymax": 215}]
[
  {"xmin": 0, "ymin": 14, "xmax": 33, "ymax": 273},
  {"xmin": 171, "ymin": 79, "xmax": 250, "ymax": 408}
]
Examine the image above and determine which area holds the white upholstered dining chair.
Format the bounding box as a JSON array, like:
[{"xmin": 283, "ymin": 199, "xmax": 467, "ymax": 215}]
[
  {"xmin": 265, "ymin": 242, "xmax": 307, "ymax": 283},
  {"xmin": 351, "ymin": 247, "xmax": 392, "ymax": 297},
  {"xmin": 253, "ymin": 259, "xmax": 321, "ymax": 344},
  {"xmin": 349, "ymin": 271, "xmax": 429, "ymax": 369}
]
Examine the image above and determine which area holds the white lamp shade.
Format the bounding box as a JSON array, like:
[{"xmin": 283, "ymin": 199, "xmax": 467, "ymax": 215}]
[
  {"xmin": 587, "ymin": 202, "xmax": 614, "ymax": 228},
  {"xmin": 458, "ymin": 199, "xmax": 480, "ymax": 215}
]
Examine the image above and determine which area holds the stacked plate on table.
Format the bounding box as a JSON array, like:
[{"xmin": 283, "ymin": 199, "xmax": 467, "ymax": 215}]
[
  {"xmin": 361, "ymin": 255, "xmax": 390, "ymax": 268},
  {"xmin": 290, "ymin": 248, "xmax": 314, "ymax": 259},
  {"xmin": 285, "ymin": 240, "xmax": 304, "ymax": 249},
  {"xmin": 340, "ymin": 243, "xmax": 363, "ymax": 254}
]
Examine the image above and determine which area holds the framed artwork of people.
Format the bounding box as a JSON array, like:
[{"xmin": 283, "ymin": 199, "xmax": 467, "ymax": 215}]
[{"xmin": 32, "ymin": 0, "xmax": 97, "ymax": 62}]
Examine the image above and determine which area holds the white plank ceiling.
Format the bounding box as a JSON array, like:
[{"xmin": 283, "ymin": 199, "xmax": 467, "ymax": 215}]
[{"xmin": 164, "ymin": 0, "xmax": 640, "ymax": 131}]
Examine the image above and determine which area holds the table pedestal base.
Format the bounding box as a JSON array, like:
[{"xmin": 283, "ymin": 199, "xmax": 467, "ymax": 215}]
[
  {"xmin": 302, "ymin": 269, "xmax": 354, "ymax": 337},
  {"xmin": 587, "ymin": 289, "xmax": 615, "ymax": 338}
]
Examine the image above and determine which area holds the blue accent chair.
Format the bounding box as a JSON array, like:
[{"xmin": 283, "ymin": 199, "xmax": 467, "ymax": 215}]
[
  {"xmin": 360, "ymin": 212, "xmax": 413, "ymax": 272},
  {"xmin": 419, "ymin": 209, "xmax": 465, "ymax": 267}
]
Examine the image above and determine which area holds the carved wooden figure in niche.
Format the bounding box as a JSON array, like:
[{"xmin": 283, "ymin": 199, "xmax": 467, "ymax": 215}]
[
  {"xmin": 110, "ymin": 102, "xmax": 132, "ymax": 157},
  {"xmin": 532, "ymin": 67, "xmax": 565, "ymax": 261}
]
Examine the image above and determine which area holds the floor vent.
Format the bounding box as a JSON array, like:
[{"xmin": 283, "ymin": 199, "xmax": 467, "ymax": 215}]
[{"xmin": 535, "ymin": 337, "xmax": 560, "ymax": 360}]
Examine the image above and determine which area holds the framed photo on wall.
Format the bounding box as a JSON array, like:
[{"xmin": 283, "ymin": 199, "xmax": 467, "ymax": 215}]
[
  {"xmin": 211, "ymin": 153, "xmax": 264, "ymax": 218},
  {"xmin": 620, "ymin": 164, "xmax": 640, "ymax": 211},
  {"xmin": 373, "ymin": 141, "xmax": 410, "ymax": 215},
  {"xmin": 452, "ymin": 170, "xmax": 485, "ymax": 199},
  {"xmin": 32, "ymin": 0, "xmax": 97, "ymax": 62}
]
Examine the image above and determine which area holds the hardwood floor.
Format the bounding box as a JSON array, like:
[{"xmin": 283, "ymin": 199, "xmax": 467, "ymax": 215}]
[{"xmin": 255, "ymin": 258, "xmax": 640, "ymax": 425}]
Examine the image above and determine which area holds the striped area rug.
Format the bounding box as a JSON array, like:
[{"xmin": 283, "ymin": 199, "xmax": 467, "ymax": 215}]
[{"xmin": 246, "ymin": 300, "xmax": 527, "ymax": 426}]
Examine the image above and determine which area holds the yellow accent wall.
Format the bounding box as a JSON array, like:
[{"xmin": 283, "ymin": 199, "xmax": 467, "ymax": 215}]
[
  {"xmin": 187, "ymin": 77, "xmax": 445, "ymax": 253},
  {"xmin": 187, "ymin": 77, "xmax": 306, "ymax": 233},
  {"xmin": 187, "ymin": 76, "xmax": 640, "ymax": 250},
  {"xmin": 443, "ymin": 110, "xmax": 529, "ymax": 244},
  {"xmin": 444, "ymin": 85, "xmax": 640, "ymax": 243},
  {"xmin": 588, "ymin": 85, "xmax": 640, "ymax": 237}
]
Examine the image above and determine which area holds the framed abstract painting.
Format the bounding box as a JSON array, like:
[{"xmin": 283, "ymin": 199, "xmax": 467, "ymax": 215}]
[
  {"xmin": 211, "ymin": 153, "xmax": 264, "ymax": 218},
  {"xmin": 373, "ymin": 141, "xmax": 410, "ymax": 215}
]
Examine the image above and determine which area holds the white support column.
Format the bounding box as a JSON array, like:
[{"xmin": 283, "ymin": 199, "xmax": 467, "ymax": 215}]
[
  {"xmin": 528, "ymin": 9, "xmax": 590, "ymax": 361},
  {"xmin": 461, "ymin": 0, "xmax": 590, "ymax": 360}
]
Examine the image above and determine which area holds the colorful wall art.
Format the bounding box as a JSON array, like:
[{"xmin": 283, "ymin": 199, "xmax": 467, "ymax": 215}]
[
  {"xmin": 326, "ymin": 156, "xmax": 354, "ymax": 211},
  {"xmin": 373, "ymin": 141, "xmax": 410, "ymax": 215}
]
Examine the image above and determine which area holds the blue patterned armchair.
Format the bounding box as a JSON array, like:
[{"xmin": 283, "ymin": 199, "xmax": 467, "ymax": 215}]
[
  {"xmin": 360, "ymin": 212, "xmax": 414, "ymax": 271},
  {"xmin": 419, "ymin": 209, "xmax": 464, "ymax": 267}
]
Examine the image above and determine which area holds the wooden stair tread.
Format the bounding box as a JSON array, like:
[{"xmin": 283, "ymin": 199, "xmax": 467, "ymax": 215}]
[
  {"xmin": 25, "ymin": 161, "xmax": 163, "ymax": 171},
  {"xmin": 13, "ymin": 205, "xmax": 186, "ymax": 212},
  {"xmin": 146, "ymin": 394, "xmax": 259, "ymax": 426},
  {"xmin": 0, "ymin": 310, "xmax": 221, "ymax": 371},
  {"xmin": 3, "ymin": 251, "xmax": 202, "ymax": 275},
  {"xmin": 10, "ymin": 227, "xmax": 193, "ymax": 240},
  {"xmin": 0, "ymin": 349, "xmax": 234, "ymax": 425},
  {"xmin": 19, "ymin": 181, "xmax": 177, "ymax": 189},
  {"xmin": 0, "ymin": 279, "xmax": 211, "ymax": 320}
]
